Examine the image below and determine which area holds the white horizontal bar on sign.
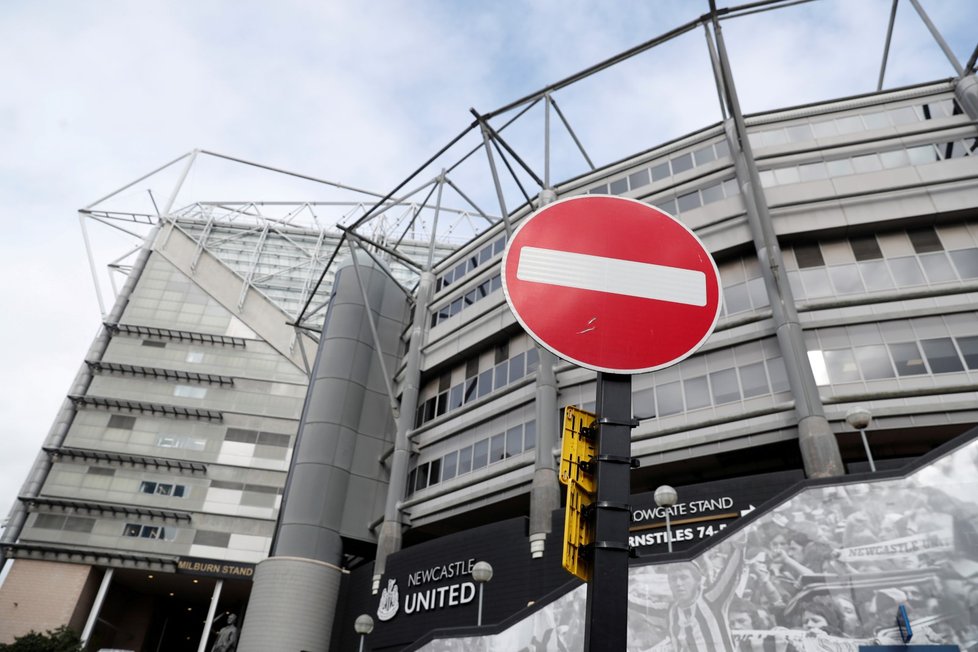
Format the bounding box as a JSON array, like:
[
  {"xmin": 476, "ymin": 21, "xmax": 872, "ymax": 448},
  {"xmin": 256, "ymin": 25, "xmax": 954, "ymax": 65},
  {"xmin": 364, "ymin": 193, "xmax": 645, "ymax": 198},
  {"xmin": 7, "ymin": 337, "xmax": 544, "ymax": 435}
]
[{"xmin": 516, "ymin": 246, "xmax": 707, "ymax": 306}]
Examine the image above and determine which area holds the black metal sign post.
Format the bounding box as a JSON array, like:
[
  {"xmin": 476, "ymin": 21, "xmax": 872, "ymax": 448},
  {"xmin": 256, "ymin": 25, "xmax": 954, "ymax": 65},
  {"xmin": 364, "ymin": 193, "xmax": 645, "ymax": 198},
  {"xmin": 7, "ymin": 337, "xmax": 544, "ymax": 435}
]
[{"xmin": 584, "ymin": 372, "xmax": 635, "ymax": 651}]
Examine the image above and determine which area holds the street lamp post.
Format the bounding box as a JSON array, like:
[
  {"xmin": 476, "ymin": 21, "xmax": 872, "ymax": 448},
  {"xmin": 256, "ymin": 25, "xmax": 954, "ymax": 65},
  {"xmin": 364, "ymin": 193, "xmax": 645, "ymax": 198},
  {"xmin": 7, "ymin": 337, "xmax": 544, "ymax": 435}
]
[
  {"xmin": 655, "ymin": 485, "xmax": 679, "ymax": 553},
  {"xmin": 471, "ymin": 561, "xmax": 493, "ymax": 626},
  {"xmin": 354, "ymin": 614, "xmax": 374, "ymax": 652},
  {"xmin": 845, "ymin": 407, "xmax": 875, "ymax": 472}
]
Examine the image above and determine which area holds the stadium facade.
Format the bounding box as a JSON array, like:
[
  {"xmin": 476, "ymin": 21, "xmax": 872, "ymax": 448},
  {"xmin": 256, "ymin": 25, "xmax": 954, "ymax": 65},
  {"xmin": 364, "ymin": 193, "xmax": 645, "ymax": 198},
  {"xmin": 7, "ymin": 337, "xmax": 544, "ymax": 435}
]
[{"xmin": 3, "ymin": 2, "xmax": 978, "ymax": 650}]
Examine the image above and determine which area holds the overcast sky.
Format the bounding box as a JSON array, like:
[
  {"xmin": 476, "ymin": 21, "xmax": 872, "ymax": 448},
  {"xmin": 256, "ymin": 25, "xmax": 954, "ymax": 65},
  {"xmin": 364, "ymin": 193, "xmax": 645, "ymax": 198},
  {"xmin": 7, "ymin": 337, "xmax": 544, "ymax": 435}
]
[{"xmin": 1, "ymin": 0, "xmax": 976, "ymax": 534}]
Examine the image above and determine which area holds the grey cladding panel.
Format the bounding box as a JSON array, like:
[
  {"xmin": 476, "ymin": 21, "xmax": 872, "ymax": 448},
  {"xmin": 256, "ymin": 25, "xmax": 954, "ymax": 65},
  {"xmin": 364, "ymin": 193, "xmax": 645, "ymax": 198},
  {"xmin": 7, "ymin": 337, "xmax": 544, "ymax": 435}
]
[{"xmin": 273, "ymin": 256, "xmax": 409, "ymax": 562}]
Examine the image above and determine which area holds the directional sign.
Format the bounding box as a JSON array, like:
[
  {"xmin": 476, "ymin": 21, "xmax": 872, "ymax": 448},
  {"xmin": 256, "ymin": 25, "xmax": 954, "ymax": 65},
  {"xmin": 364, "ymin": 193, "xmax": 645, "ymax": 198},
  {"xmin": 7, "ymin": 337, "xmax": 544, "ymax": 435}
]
[{"xmin": 502, "ymin": 195, "xmax": 721, "ymax": 374}]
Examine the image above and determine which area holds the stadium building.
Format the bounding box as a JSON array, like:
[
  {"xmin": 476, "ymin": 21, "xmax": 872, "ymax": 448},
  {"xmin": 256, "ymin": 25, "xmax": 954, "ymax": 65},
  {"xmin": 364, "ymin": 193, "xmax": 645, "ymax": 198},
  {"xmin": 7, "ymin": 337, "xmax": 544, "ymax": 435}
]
[{"xmin": 3, "ymin": 2, "xmax": 978, "ymax": 650}]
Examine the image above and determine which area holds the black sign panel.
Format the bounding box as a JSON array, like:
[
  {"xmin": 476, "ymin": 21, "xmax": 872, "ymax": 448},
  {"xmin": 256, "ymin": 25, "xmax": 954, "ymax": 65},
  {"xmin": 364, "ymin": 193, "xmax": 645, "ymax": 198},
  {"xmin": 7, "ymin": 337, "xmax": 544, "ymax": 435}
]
[
  {"xmin": 176, "ymin": 556, "xmax": 255, "ymax": 579},
  {"xmin": 629, "ymin": 469, "xmax": 802, "ymax": 554}
]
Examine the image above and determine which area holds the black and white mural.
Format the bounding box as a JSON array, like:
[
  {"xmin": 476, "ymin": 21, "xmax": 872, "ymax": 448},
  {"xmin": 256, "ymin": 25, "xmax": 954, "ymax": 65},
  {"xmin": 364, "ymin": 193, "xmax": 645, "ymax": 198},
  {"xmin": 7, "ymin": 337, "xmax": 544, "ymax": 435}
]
[{"xmin": 414, "ymin": 436, "xmax": 978, "ymax": 651}]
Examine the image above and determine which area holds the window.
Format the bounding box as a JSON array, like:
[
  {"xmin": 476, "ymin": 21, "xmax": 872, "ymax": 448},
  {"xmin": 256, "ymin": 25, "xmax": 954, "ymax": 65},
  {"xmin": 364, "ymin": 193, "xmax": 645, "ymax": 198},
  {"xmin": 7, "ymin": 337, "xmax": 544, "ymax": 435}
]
[
  {"xmin": 683, "ymin": 376, "xmax": 711, "ymax": 410},
  {"xmin": 908, "ymin": 228, "xmax": 943, "ymax": 254},
  {"xmin": 442, "ymin": 451, "xmax": 458, "ymax": 481},
  {"xmin": 193, "ymin": 530, "xmax": 230, "ymax": 547},
  {"xmin": 709, "ymin": 368, "xmax": 740, "ymax": 405},
  {"xmin": 853, "ymin": 345, "xmax": 895, "ymax": 380},
  {"xmin": 739, "ymin": 362, "xmax": 769, "ymax": 398},
  {"xmin": 225, "ymin": 428, "xmax": 259, "ymax": 444},
  {"xmin": 489, "ymin": 434, "xmax": 505, "ymax": 464},
  {"xmin": 174, "ymin": 385, "xmax": 207, "ymax": 399},
  {"xmin": 920, "ymin": 338, "xmax": 964, "ymax": 373},
  {"xmin": 141, "ymin": 340, "xmax": 166, "ymax": 348},
  {"xmin": 950, "ymin": 249, "xmax": 978, "ymax": 279},
  {"xmin": 628, "ymin": 169, "xmax": 650, "ymax": 190},
  {"xmin": 794, "ymin": 243, "xmax": 825, "ymax": 268},
  {"xmin": 108, "ymin": 414, "xmax": 137, "ymax": 430},
  {"xmin": 472, "ymin": 439, "xmax": 489, "ymax": 469},
  {"xmin": 609, "ymin": 178, "xmax": 628, "ymax": 195},
  {"xmin": 87, "ymin": 466, "xmax": 115, "ymax": 476},
  {"xmin": 140, "ymin": 481, "xmax": 186, "ymax": 497},
  {"xmin": 850, "ymin": 236, "xmax": 883, "ymax": 261},
  {"xmin": 505, "ymin": 426, "xmax": 522, "ymax": 458},
  {"xmin": 670, "ymin": 153, "xmax": 694, "ymax": 175},
  {"xmin": 125, "ymin": 524, "xmax": 171, "ymax": 540},
  {"xmin": 186, "ymin": 351, "xmax": 204, "ymax": 363},
  {"xmin": 958, "ymin": 336, "xmax": 978, "ymax": 369},
  {"xmin": 656, "ymin": 381, "xmax": 683, "ymax": 416},
  {"xmin": 889, "ymin": 342, "xmax": 927, "ymax": 376}
]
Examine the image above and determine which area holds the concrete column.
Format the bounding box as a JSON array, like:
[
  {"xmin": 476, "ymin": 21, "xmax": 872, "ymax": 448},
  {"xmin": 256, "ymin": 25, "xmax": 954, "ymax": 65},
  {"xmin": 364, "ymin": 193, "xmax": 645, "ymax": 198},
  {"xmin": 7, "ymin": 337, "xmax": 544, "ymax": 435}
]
[
  {"xmin": 708, "ymin": 16, "xmax": 843, "ymax": 478},
  {"xmin": 237, "ymin": 558, "xmax": 343, "ymax": 652},
  {"xmin": 528, "ymin": 188, "xmax": 561, "ymax": 558},
  {"xmin": 241, "ymin": 252, "xmax": 407, "ymax": 652},
  {"xmin": 374, "ymin": 271, "xmax": 434, "ymax": 590}
]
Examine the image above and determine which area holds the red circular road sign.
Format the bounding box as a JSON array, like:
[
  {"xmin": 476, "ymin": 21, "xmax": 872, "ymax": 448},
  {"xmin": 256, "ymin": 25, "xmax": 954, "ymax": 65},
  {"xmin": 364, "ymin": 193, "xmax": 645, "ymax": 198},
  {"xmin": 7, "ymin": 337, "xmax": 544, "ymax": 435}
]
[{"xmin": 502, "ymin": 195, "xmax": 721, "ymax": 374}]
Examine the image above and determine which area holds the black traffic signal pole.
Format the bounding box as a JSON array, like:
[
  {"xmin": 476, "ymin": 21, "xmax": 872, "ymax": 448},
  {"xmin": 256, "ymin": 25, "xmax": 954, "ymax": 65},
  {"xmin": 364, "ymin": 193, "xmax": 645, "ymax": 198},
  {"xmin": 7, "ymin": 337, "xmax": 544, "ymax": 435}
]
[{"xmin": 584, "ymin": 373, "xmax": 635, "ymax": 651}]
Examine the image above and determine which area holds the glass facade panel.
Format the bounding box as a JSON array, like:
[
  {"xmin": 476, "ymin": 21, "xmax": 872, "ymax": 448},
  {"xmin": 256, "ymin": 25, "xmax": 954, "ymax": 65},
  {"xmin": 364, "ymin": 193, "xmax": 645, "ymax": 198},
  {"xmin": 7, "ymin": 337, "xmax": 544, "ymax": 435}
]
[
  {"xmin": 907, "ymin": 145, "xmax": 938, "ymax": 164},
  {"xmin": 798, "ymin": 161, "xmax": 828, "ymax": 181},
  {"xmin": 650, "ymin": 162, "xmax": 670, "ymax": 181},
  {"xmin": 921, "ymin": 338, "xmax": 964, "ymax": 373},
  {"xmin": 677, "ymin": 191, "xmax": 701, "ymax": 212},
  {"xmin": 524, "ymin": 421, "xmax": 536, "ymax": 451},
  {"xmin": 919, "ymin": 253, "xmax": 957, "ymax": 283},
  {"xmin": 828, "ymin": 265, "xmax": 864, "ymax": 294},
  {"xmin": 739, "ymin": 361, "xmax": 768, "ymax": 398},
  {"xmin": 609, "ymin": 178, "xmax": 628, "ymax": 195},
  {"xmin": 709, "ymin": 368, "xmax": 740, "ymax": 404},
  {"xmin": 859, "ymin": 260, "xmax": 895, "ymax": 291},
  {"xmin": 888, "ymin": 257, "xmax": 926, "ymax": 286},
  {"xmin": 457, "ymin": 446, "xmax": 472, "ymax": 474},
  {"xmin": 950, "ymin": 249, "xmax": 978, "ymax": 278},
  {"xmin": 472, "ymin": 439, "xmax": 489, "ymax": 469},
  {"xmin": 684, "ymin": 376, "xmax": 711, "ymax": 410},
  {"xmin": 671, "ymin": 153, "xmax": 694, "ymax": 174},
  {"xmin": 958, "ymin": 336, "xmax": 978, "ymax": 369},
  {"xmin": 823, "ymin": 349, "xmax": 860, "ymax": 383},
  {"xmin": 890, "ymin": 342, "xmax": 927, "ymax": 376},
  {"xmin": 442, "ymin": 451, "xmax": 457, "ymax": 481},
  {"xmin": 800, "ymin": 268, "xmax": 833, "ymax": 298},
  {"xmin": 701, "ymin": 182, "xmax": 724, "ymax": 205},
  {"xmin": 826, "ymin": 158, "xmax": 854, "ymax": 176},
  {"xmin": 656, "ymin": 381, "xmax": 683, "ymax": 416},
  {"xmin": 505, "ymin": 426, "xmax": 522, "ymax": 458},
  {"xmin": 693, "ymin": 144, "xmax": 716, "ymax": 165},
  {"xmin": 853, "ymin": 345, "xmax": 895, "ymax": 380},
  {"xmin": 489, "ymin": 434, "xmax": 505, "ymax": 464},
  {"xmin": 628, "ymin": 169, "xmax": 650, "ymax": 189},
  {"xmin": 724, "ymin": 283, "xmax": 751, "ymax": 314}
]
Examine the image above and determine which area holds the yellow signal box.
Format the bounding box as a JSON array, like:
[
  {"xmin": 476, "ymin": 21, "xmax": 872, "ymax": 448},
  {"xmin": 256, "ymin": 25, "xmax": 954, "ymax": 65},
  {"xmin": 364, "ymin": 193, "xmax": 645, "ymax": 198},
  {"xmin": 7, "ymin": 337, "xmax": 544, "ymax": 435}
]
[
  {"xmin": 560, "ymin": 406, "xmax": 597, "ymax": 582},
  {"xmin": 562, "ymin": 479, "xmax": 594, "ymax": 582},
  {"xmin": 559, "ymin": 406, "xmax": 596, "ymax": 492}
]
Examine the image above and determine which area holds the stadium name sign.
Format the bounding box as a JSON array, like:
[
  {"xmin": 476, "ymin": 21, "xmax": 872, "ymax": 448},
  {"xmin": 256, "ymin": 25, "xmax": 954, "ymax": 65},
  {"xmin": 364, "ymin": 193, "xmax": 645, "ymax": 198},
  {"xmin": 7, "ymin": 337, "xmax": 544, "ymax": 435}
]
[{"xmin": 377, "ymin": 557, "xmax": 478, "ymax": 622}]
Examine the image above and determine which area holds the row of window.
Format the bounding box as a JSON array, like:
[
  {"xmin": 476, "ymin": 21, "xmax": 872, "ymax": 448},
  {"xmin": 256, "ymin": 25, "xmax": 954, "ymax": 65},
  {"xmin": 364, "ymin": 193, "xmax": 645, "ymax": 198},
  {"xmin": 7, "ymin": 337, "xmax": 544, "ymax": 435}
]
[
  {"xmin": 415, "ymin": 348, "xmax": 540, "ymax": 428},
  {"xmin": 430, "ymin": 273, "xmax": 503, "ymax": 327},
  {"xmin": 224, "ymin": 427, "xmax": 292, "ymax": 447},
  {"xmin": 34, "ymin": 514, "xmax": 238, "ymax": 548},
  {"xmin": 789, "ymin": 248, "xmax": 978, "ymax": 301},
  {"xmin": 108, "ymin": 414, "xmax": 293, "ymax": 451},
  {"xmin": 588, "ymin": 139, "xmax": 732, "ymax": 196},
  {"xmin": 436, "ymin": 235, "xmax": 507, "ymax": 292},
  {"xmin": 140, "ymin": 481, "xmax": 187, "ymax": 497},
  {"xmin": 720, "ymin": 229, "xmax": 978, "ymax": 318},
  {"xmin": 758, "ymin": 139, "xmax": 977, "ymax": 189},
  {"xmin": 809, "ymin": 335, "xmax": 978, "ymax": 386},
  {"xmin": 406, "ymin": 420, "xmax": 537, "ymax": 496},
  {"xmin": 748, "ymin": 99, "xmax": 961, "ymax": 149},
  {"xmin": 654, "ymin": 176, "xmax": 740, "ymax": 217},
  {"xmin": 642, "ymin": 355, "xmax": 790, "ymax": 418}
]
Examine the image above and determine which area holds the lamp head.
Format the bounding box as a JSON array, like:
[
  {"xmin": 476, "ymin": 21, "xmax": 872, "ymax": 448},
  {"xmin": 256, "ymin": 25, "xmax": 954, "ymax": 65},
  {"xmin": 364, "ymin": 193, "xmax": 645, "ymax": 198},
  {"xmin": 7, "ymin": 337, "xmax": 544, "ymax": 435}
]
[
  {"xmin": 472, "ymin": 561, "xmax": 494, "ymax": 583},
  {"xmin": 845, "ymin": 407, "xmax": 872, "ymax": 430},
  {"xmin": 654, "ymin": 485, "xmax": 678, "ymax": 508},
  {"xmin": 354, "ymin": 614, "xmax": 374, "ymax": 635}
]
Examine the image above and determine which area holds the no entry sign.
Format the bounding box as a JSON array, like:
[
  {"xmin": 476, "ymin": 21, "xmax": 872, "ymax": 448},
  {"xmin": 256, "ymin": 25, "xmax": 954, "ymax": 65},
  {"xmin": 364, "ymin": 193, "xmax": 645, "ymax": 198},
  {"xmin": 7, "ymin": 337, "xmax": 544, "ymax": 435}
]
[{"xmin": 502, "ymin": 195, "xmax": 721, "ymax": 374}]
